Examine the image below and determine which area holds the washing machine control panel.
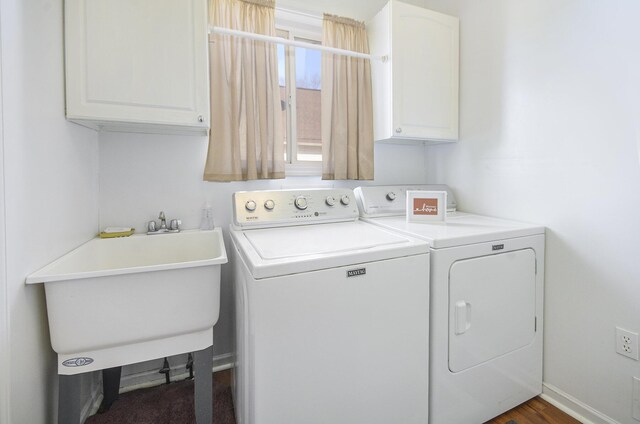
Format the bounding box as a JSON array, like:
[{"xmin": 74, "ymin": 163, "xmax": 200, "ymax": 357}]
[
  {"xmin": 233, "ymin": 188, "xmax": 359, "ymax": 228},
  {"xmin": 354, "ymin": 185, "xmax": 458, "ymax": 217}
]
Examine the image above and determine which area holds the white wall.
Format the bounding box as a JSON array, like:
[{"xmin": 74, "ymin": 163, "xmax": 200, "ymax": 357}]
[
  {"xmin": 0, "ymin": 3, "xmax": 8, "ymax": 421},
  {"xmin": 277, "ymin": 0, "xmax": 388, "ymax": 21},
  {"xmin": 418, "ymin": 0, "xmax": 640, "ymax": 423},
  {"xmin": 0, "ymin": 0, "xmax": 100, "ymax": 423}
]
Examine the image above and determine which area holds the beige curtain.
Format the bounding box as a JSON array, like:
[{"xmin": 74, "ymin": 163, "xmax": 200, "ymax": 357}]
[
  {"xmin": 204, "ymin": 0, "xmax": 284, "ymax": 181},
  {"xmin": 321, "ymin": 14, "xmax": 374, "ymax": 180}
]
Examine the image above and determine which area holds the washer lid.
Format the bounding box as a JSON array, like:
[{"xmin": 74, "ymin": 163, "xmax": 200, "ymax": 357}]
[
  {"xmin": 363, "ymin": 212, "xmax": 544, "ymax": 248},
  {"xmin": 231, "ymin": 220, "xmax": 429, "ymax": 278}
]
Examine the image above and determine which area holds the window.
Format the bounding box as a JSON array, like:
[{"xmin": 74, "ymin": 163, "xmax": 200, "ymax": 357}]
[{"xmin": 276, "ymin": 10, "xmax": 323, "ymax": 175}]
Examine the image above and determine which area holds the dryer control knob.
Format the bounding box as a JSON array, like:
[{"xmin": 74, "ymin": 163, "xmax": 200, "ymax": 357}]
[
  {"xmin": 245, "ymin": 200, "xmax": 257, "ymax": 212},
  {"xmin": 340, "ymin": 195, "xmax": 351, "ymax": 206},
  {"xmin": 264, "ymin": 199, "xmax": 275, "ymax": 210},
  {"xmin": 325, "ymin": 196, "xmax": 336, "ymax": 206},
  {"xmin": 386, "ymin": 192, "xmax": 397, "ymax": 201},
  {"xmin": 294, "ymin": 196, "xmax": 308, "ymax": 210}
]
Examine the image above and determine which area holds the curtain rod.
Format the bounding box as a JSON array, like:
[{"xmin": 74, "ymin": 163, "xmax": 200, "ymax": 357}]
[{"xmin": 209, "ymin": 26, "xmax": 388, "ymax": 62}]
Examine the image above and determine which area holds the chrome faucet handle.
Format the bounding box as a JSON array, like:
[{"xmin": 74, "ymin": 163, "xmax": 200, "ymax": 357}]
[
  {"xmin": 147, "ymin": 220, "xmax": 157, "ymax": 232},
  {"xmin": 158, "ymin": 211, "xmax": 167, "ymax": 229},
  {"xmin": 169, "ymin": 219, "xmax": 180, "ymax": 231}
]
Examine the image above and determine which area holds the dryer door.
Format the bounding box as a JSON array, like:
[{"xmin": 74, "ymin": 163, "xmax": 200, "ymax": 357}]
[{"xmin": 448, "ymin": 249, "xmax": 536, "ymax": 373}]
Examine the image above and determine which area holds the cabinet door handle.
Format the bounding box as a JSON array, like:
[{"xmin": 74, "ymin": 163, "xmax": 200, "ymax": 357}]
[
  {"xmin": 395, "ymin": 127, "xmax": 402, "ymax": 134},
  {"xmin": 198, "ymin": 115, "xmax": 204, "ymax": 123}
]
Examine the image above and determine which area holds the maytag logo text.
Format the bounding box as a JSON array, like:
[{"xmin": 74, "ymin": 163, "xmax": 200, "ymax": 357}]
[{"xmin": 347, "ymin": 268, "xmax": 366, "ymax": 277}]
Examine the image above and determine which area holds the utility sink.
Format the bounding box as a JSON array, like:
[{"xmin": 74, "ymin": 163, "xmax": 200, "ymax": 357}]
[{"xmin": 26, "ymin": 229, "xmax": 227, "ymax": 375}]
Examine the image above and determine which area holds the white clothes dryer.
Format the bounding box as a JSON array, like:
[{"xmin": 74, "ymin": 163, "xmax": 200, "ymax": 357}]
[
  {"xmin": 355, "ymin": 185, "xmax": 545, "ymax": 424},
  {"xmin": 230, "ymin": 188, "xmax": 431, "ymax": 424}
]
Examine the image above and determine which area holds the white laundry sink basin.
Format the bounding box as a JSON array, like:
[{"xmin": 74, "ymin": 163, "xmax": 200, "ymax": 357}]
[{"xmin": 26, "ymin": 229, "xmax": 227, "ymax": 375}]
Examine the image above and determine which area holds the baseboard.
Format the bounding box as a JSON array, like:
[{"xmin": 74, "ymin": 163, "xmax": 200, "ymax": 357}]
[
  {"xmin": 119, "ymin": 352, "xmax": 235, "ymax": 394},
  {"xmin": 212, "ymin": 353, "xmax": 235, "ymax": 372},
  {"xmin": 542, "ymin": 383, "xmax": 620, "ymax": 424},
  {"xmin": 82, "ymin": 378, "xmax": 103, "ymax": 424}
]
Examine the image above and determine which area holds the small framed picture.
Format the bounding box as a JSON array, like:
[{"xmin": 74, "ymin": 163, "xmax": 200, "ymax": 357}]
[{"xmin": 406, "ymin": 190, "xmax": 447, "ymax": 223}]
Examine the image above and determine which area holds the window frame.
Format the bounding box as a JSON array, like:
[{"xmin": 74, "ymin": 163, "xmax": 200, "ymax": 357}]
[{"xmin": 275, "ymin": 9, "xmax": 323, "ymax": 176}]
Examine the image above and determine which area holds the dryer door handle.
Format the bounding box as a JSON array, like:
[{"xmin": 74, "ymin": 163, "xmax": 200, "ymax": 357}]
[{"xmin": 454, "ymin": 301, "xmax": 472, "ymax": 335}]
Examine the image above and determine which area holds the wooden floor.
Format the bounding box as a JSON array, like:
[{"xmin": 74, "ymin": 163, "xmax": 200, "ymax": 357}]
[{"xmin": 485, "ymin": 396, "xmax": 581, "ymax": 424}]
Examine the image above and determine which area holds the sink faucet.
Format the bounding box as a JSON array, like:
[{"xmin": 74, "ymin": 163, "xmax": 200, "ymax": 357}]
[
  {"xmin": 158, "ymin": 211, "xmax": 167, "ymax": 230},
  {"xmin": 148, "ymin": 211, "xmax": 180, "ymax": 235}
]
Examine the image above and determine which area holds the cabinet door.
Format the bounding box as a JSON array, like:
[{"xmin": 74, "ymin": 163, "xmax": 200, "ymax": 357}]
[
  {"xmin": 392, "ymin": 2, "xmax": 458, "ymax": 141},
  {"xmin": 65, "ymin": 0, "xmax": 209, "ymax": 134}
]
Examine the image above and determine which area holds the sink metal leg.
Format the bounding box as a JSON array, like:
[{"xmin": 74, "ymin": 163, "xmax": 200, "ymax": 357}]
[
  {"xmin": 59, "ymin": 374, "xmax": 82, "ymax": 424},
  {"xmin": 194, "ymin": 345, "xmax": 213, "ymax": 424},
  {"xmin": 98, "ymin": 366, "xmax": 122, "ymax": 413}
]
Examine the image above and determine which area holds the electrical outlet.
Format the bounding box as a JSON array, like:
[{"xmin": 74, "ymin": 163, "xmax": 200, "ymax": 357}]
[{"xmin": 616, "ymin": 327, "xmax": 639, "ymax": 360}]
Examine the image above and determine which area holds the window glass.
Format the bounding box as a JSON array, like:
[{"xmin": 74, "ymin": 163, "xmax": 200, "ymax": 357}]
[
  {"xmin": 276, "ymin": 42, "xmax": 288, "ymax": 161},
  {"xmin": 276, "ymin": 29, "xmax": 322, "ymax": 166},
  {"xmin": 294, "ymin": 41, "xmax": 321, "ymax": 162}
]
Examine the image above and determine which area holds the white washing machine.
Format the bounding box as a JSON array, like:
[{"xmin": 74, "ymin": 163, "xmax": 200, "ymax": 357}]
[
  {"xmin": 229, "ymin": 188, "xmax": 431, "ymax": 424},
  {"xmin": 354, "ymin": 185, "xmax": 545, "ymax": 424}
]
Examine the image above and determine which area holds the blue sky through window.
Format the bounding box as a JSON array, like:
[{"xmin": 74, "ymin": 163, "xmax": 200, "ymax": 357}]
[
  {"xmin": 277, "ymin": 44, "xmax": 321, "ymax": 90},
  {"xmin": 277, "ymin": 44, "xmax": 285, "ymax": 86},
  {"xmin": 295, "ymin": 47, "xmax": 321, "ymax": 89}
]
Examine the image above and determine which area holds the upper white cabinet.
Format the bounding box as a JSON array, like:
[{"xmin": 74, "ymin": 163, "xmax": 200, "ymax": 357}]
[
  {"xmin": 65, "ymin": 0, "xmax": 210, "ymax": 135},
  {"xmin": 368, "ymin": 1, "xmax": 459, "ymax": 143}
]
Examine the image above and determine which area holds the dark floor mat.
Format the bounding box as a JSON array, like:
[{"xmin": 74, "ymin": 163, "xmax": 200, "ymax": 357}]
[{"xmin": 85, "ymin": 377, "xmax": 235, "ymax": 424}]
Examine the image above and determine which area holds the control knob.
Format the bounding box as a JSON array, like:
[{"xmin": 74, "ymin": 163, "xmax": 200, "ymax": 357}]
[
  {"xmin": 245, "ymin": 200, "xmax": 257, "ymax": 212},
  {"xmin": 386, "ymin": 192, "xmax": 397, "ymax": 201},
  {"xmin": 294, "ymin": 196, "xmax": 308, "ymax": 210},
  {"xmin": 340, "ymin": 195, "xmax": 350, "ymax": 206},
  {"xmin": 264, "ymin": 199, "xmax": 275, "ymax": 210},
  {"xmin": 325, "ymin": 196, "xmax": 336, "ymax": 206}
]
